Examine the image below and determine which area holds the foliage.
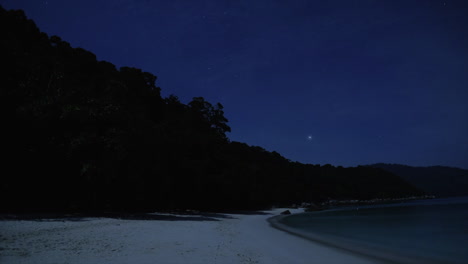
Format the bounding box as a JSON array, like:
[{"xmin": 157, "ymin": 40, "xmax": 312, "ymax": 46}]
[{"xmin": 0, "ymin": 6, "xmax": 422, "ymax": 212}]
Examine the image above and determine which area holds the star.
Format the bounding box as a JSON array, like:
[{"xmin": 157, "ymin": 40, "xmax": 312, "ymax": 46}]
[{"xmin": 307, "ymin": 135, "xmax": 313, "ymax": 141}]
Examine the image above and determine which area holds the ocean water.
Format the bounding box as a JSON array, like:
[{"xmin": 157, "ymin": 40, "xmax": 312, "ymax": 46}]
[{"xmin": 280, "ymin": 196, "xmax": 468, "ymax": 264}]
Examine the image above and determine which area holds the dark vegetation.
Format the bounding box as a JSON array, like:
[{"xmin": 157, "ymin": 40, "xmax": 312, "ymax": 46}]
[
  {"xmin": 370, "ymin": 164, "xmax": 468, "ymax": 197},
  {"xmin": 0, "ymin": 6, "xmax": 422, "ymax": 213}
]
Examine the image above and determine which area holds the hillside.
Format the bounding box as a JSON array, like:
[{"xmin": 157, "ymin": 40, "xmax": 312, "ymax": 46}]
[
  {"xmin": 370, "ymin": 164, "xmax": 468, "ymax": 197},
  {"xmin": 1, "ymin": 6, "xmax": 422, "ymax": 212}
]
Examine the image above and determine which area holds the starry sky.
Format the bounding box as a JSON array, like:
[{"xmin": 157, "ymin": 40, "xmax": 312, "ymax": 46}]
[{"xmin": 3, "ymin": 0, "xmax": 468, "ymax": 169}]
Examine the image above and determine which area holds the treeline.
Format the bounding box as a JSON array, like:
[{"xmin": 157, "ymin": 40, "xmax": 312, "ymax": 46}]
[{"xmin": 0, "ymin": 6, "xmax": 422, "ymax": 212}]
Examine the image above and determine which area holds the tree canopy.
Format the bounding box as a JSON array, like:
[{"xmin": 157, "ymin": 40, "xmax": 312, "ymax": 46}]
[{"xmin": 0, "ymin": 6, "xmax": 422, "ymax": 213}]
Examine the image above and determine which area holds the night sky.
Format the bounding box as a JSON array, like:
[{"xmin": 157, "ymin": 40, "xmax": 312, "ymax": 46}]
[{"xmin": 3, "ymin": 0, "xmax": 468, "ymax": 169}]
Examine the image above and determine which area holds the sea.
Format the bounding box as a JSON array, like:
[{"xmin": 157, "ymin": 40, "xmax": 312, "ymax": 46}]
[{"xmin": 279, "ymin": 196, "xmax": 468, "ymax": 264}]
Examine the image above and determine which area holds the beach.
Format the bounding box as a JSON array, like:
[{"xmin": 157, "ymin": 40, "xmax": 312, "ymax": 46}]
[{"xmin": 0, "ymin": 208, "xmax": 375, "ymax": 264}]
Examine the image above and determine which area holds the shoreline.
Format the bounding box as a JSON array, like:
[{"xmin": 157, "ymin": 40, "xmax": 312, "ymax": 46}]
[
  {"xmin": 0, "ymin": 208, "xmax": 378, "ymax": 264},
  {"xmin": 269, "ymin": 210, "xmax": 451, "ymax": 264}
]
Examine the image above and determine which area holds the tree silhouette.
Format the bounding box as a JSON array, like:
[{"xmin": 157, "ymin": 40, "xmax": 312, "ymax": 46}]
[{"xmin": 0, "ymin": 5, "xmax": 423, "ymax": 213}]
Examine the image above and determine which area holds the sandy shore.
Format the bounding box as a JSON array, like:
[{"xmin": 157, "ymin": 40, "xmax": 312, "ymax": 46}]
[{"xmin": 0, "ymin": 208, "xmax": 376, "ymax": 264}]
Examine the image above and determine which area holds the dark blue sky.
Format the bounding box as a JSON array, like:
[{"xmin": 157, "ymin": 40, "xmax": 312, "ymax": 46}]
[{"xmin": 4, "ymin": 0, "xmax": 468, "ymax": 169}]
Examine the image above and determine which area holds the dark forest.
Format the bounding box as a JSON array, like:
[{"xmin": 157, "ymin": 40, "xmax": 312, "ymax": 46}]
[{"xmin": 0, "ymin": 6, "xmax": 422, "ymax": 213}]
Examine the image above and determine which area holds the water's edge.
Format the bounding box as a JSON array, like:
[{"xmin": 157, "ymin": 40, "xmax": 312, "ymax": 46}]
[{"xmin": 267, "ymin": 214, "xmax": 449, "ymax": 264}]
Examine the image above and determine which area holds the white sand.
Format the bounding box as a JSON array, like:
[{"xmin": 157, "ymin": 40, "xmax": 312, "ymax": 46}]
[{"xmin": 0, "ymin": 208, "xmax": 376, "ymax": 264}]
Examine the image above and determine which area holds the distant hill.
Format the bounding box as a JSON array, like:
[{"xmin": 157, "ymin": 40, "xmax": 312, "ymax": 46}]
[{"xmin": 369, "ymin": 164, "xmax": 468, "ymax": 197}]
